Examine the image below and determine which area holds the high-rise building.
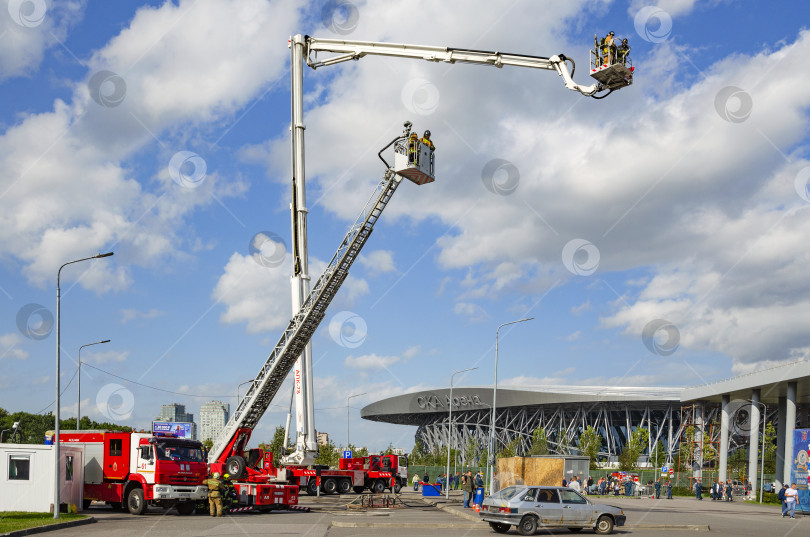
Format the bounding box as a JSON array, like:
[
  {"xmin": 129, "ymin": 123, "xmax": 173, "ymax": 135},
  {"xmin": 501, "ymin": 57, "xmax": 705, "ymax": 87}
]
[
  {"xmin": 316, "ymin": 431, "xmax": 329, "ymax": 446},
  {"xmin": 200, "ymin": 400, "xmax": 230, "ymax": 444},
  {"xmin": 155, "ymin": 403, "xmax": 197, "ymax": 440}
]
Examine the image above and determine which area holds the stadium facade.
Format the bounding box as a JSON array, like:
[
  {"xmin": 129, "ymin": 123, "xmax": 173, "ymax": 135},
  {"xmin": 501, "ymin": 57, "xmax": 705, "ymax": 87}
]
[{"xmin": 362, "ymin": 360, "xmax": 810, "ymax": 490}]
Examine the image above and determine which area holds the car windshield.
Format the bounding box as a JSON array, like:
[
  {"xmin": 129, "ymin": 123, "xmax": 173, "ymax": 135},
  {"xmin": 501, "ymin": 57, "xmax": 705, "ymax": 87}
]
[
  {"xmin": 156, "ymin": 442, "xmax": 204, "ymax": 462},
  {"xmin": 490, "ymin": 486, "xmax": 526, "ymax": 501}
]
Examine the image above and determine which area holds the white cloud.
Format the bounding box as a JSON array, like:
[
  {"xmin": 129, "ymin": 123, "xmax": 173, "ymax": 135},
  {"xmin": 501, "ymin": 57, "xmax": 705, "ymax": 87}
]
[
  {"xmin": 629, "ymin": 0, "xmax": 700, "ymax": 19},
  {"xmin": 358, "ymin": 249, "xmax": 396, "ymax": 275},
  {"xmin": 83, "ymin": 349, "xmax": 129, "ymax": 364},
  {"xmin": 121, "ymin": 308, "xmax": 165, "ymax": 323},
  {"xmin": 344, "ymin": 353, "xmax": 400, "ymax": 370},
  {"xmin": 213, "ymin": 252, "xmax": 369, "ymax": 334},
  {"xmin": 0, "ymin": 0, "xmax": 85, "ymax": 81},
  {"xmin": 571, "ymin": 301, "xmax": 591, "ymax": 316},
  {"xmin": 565, "ymin": 331, "xmax": 582, "ymax": 342},
  {"xmin": 258, "ymin": 16, "xmax": 810, "ymax": 369},
  {"xmin": 0, "ymin": 0, "xmax": 301, "ymax": 291},
  {"xmin": 0, "ymin": 333, "xmax": 29, "ymax": 360}
]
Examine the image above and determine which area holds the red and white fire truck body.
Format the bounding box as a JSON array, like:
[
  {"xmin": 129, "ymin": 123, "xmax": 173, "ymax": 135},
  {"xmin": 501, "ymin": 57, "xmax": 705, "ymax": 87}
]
[{"xmin": 60, "ymin": 430, "xmax": 207, "ymax": 515}]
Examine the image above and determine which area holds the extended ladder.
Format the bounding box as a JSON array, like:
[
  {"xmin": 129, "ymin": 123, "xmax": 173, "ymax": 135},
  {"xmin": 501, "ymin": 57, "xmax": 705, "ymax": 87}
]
[{"xmin": 209, "ymin": 169, "xmax": 403, "ymax": 464}]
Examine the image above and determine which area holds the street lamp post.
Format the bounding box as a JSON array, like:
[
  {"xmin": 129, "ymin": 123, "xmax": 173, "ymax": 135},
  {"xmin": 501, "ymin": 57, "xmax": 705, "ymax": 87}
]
[
  {"xmin": 236, "ymin": 379, "xmax": 254, "ymax": 402},
  {"xmin": 347, "ymin": 392, "xmax": 367, "ymax": 449},
  {"xmin": 77, "ymin": 339, "xmax": 110, "ymax": 428},
  {"xmin": 447, "ymin": 367, "xmax": 478, "ymax": 499},
  {"xmin": 488, "ymin": 317, "xmax": 534, "ymax": 496},
  {"xmin": 55, "ymin": 251, "xmax": 113, "ymax": 518}
]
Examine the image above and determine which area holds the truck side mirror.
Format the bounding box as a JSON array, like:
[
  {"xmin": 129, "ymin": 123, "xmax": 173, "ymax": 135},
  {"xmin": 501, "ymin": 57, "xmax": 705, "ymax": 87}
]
[{"xmin": 140, "ymin": 446, "xmax": 153, "ymax": 460}]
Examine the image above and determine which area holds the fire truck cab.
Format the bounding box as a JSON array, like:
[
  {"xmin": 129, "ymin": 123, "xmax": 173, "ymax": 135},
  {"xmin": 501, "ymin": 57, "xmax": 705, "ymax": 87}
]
[{"xmin": 60, "ymin": 430, "xmax": 208, "ymax": 515}]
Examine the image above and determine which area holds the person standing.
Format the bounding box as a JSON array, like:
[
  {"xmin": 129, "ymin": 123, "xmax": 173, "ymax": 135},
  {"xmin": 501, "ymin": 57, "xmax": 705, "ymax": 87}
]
[
  {"xmin": 666, "ymin": 480, "xmax": 673, "ymax": 499},
  {"xmin": 202, "ymin": 472, "xmax": 225, "ymax": 517},
  {"xmin": 569, "ymin": 476, "xmax": 581, "ymax": 493},
  {"xmin": 724, "ymin": 480, "xmax": 732, "ymax": 501},
  {"xmin": 778, "ymin": 483, "xmax": 788, "ymax": 517},
  {"xmin": 423, "ymin": 471, "xmax": 430, "ymax": 486},
  {"xmin": 412, "ymin": 472, "xmax": 420, "ymax": 491},
  {"xmin": 462, "ymin": 471, "xmax": 474, "ymax": 508},
  {"xmin": 695, "ymin": 478, "xmax": 703, "ymax": 500},
  {"xmin": 654, "ymin": 479, "xmax": 661, "ymax": 499},
  {"xmin": 455, "ymin": 471, "xmax": 461, "ymax": 490},
  {"xmin": 785, "ymin": 483, "xmax": 798, "ymax": 519}
]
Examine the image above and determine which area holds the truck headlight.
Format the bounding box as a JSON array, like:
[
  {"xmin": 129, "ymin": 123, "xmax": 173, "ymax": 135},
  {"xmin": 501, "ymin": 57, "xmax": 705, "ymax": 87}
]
[{"xmin": 155, "ymin": 486, "xmax": 167, "ymax": 493}]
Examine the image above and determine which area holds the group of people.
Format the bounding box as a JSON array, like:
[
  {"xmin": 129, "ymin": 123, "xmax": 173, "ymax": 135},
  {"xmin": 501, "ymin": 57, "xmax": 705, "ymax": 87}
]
[
  {"xmin": 597, "ymin": 31, "xmax": 631, "ymax": 67},
  {"xmin": 407, "ymin": 130, "xmax": 435, "ymax": 165},
  {"xmin": 201, "ymin": 471, "xmax": 238, "ymax": 517},
  {"xmin": 410, "ymin": 470, "xmax": 484, "ymax": 509},
  {"xmin": 777, "ymin": 483, "xmax": 799, "ymax": 518}
]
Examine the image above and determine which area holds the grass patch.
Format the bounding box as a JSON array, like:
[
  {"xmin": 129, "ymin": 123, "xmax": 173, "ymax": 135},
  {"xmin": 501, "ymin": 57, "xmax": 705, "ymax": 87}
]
[{"xmin": 0, "ymin": 512, "xmax": 87, "ymax": 533}]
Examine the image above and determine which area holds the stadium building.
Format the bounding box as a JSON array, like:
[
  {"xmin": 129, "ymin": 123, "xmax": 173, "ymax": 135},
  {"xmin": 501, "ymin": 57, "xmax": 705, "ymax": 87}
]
[{"xmin": 361, "ymin": 360, "xmax": 810, "ymax": 489}]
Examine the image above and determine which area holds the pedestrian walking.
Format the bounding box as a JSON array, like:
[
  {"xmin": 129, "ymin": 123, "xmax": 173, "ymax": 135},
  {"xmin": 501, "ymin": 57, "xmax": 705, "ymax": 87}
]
[
  {"xmin": 724, "ymin": 480, "xmax": 732, "ymax": 501},
  {"xmin": 695, "ymin": 478, "xmax": 703, "ymax": 500},
  {"xmin": 666, "ymin": 480, "xmax": 673, "ymax": 499},
  {"xmin": 778, "ymin": 483, "xmax": 788, "ymax": 517},
  {"xmin": 785, "ymin": 483, "xmax": 798, "ymax": 518},
  {"xmin": 654, "ymin": 479, "xmax": 661, "ymax": 499},
  {"xmin": 412, "ymin": 472, "xmax": 420, "ymax": 491},
  {"xmin": 462, "ymin": 471, "xmax": 474, "ymax": 508},
  {"xmin": 455, "ymin": 471, "xmax": 461, "ymax": 490}
]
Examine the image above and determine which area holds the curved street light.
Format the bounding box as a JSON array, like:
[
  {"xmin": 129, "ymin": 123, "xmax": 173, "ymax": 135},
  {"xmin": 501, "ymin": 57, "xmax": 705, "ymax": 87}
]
[
  {"xmin": 488, "ymin": 317, "xmax": 534, "ymax": 496},
  {"xmin": 77, "ymin": 339, "xmax": 111, "ymax": 428},
  {"xmin": 55, "ymin": 251, "xmax": 113, "ymax": 518}
]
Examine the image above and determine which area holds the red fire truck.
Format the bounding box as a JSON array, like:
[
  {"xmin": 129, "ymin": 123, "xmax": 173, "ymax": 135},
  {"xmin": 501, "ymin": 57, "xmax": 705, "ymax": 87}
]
[
  {"xmin": 336, "ymin": 453, "xmax": 409, "ymax": 494},
  {"xmin": 60, "ymin": 430, "xmax": 207, "ymax": 514}
]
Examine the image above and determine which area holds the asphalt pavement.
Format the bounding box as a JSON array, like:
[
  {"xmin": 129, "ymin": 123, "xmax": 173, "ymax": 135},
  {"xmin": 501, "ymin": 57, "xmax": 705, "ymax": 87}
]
[{"xmin": 24, "ymin": 489, "xmax": 806, "ymax": 537}]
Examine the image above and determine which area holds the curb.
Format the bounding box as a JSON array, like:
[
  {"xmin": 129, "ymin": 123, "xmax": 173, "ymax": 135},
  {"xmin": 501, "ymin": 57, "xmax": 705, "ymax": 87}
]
[
  {"xmin": 331, "ymin": 521, "xmax": 482, "ymax": 529},
  {"xmin": 0, "ymin": 516, "xmax": 95, "ymax": 537},
  {"xmin": 627, "ymin": 524, "xmax": 710, "ymax": 531}
]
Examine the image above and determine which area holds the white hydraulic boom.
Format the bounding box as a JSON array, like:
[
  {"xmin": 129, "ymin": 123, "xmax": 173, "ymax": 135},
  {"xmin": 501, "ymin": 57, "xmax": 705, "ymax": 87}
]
[{"xmin": 283, "ymin": 33, "xmax": 629, "ymax": 467}]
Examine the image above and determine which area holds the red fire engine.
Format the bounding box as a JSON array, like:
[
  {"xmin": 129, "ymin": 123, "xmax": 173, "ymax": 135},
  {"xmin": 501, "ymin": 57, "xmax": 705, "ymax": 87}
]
[{"xmin": 60, "ymin": 430, "xmax": 207, "ymax": 515}]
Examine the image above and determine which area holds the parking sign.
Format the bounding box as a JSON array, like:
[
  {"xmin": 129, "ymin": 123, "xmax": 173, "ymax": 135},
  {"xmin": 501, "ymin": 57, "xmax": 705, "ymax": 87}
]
[{"xmin": 343, "ymin": 450, "xmax": 352, "ymax": 459}]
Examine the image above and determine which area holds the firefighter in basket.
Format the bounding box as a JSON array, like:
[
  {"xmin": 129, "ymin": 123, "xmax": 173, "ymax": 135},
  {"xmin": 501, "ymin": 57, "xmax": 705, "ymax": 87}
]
[{"xmin": 202, "ymin": 471, "xmax": 226, "ymax": 517}]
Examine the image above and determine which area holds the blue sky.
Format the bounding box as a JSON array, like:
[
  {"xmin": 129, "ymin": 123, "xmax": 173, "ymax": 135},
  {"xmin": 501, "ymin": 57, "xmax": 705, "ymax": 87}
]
[{"xmin": 1, "ymin": 0, "xmax": 809, "ymax": 452}]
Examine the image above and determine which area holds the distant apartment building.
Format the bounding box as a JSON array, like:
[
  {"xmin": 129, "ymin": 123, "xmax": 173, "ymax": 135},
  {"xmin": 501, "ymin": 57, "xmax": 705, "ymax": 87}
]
[
  {"xmin": 316, "ymin": 432, "xmax": 329, "ymax": 446},
  {"xmin": 155, "ymin": 403, "xmax": 197, "ymax": 440},
  {"xmin": 200, "ymin": 400, "xmax": 230, "ymax": 444}
]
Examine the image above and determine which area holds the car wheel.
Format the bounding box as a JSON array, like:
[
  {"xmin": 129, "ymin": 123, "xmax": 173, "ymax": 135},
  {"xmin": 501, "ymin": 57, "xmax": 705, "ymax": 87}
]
[
  {"xmin": 517, "ymin": 515, "xmax": 538, "ymax": 536},
  {"xmin": 337, "ymin": 479, "xmax": 352, "ymax": 494},
  {"xmin": 595, "ymin": 515, "xmax": 614, "ymax": 535},
  {"xmin": 127, "ymin": 488, "xmax": 147, "ymax": 515},
  {"xmin": 489, "ymin": 521, "xmax": 510, "ymax": 533}
]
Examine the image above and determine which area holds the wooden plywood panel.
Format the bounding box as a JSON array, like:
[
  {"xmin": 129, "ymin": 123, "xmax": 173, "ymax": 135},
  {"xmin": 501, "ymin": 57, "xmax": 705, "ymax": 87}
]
[{"xmin": 496, "ymin": 457, "xmax": 566, "ymax": 487}]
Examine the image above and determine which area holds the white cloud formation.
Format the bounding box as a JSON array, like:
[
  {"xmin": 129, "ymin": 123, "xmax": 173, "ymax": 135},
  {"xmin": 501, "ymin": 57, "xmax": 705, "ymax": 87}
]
[
  {"xmin": 256, "ymin": 11, "xmax": 810, "ymax": 369},
  {"xmin": 0, "ymin": 0, "xmax": 85, "ymax": 81},
  {"xmin": 358, "ymin": 249, "xmax": 396, "ymax": 275},
  {"xmin": 82, "ymin": 349, "xmax": 129, "ymax": 364},
  {"xmin": 121, "ymin": 308, "xmax": 165, "ymax": 323},
  {"xmin": 0, "ymin": 0, "xmax": 302, "ymax": 291},
  {"xmin": 344, "ymin": 352, "xmax": 400, "ymax": 370},
  {"xmin": 0, "ymin": 332, "xmax": 29, "ymax": 360}
]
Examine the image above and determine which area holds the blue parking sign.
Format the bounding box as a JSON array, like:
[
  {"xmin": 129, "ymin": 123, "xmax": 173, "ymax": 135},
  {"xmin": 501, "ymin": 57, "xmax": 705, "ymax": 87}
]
[{"xmin": 343, "ymin": 450, "xmax": 352, "ymax": 459}]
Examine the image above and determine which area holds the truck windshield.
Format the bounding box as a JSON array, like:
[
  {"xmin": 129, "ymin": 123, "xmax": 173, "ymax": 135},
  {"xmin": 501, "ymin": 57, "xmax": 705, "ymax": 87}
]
[{"xmin": 155, "ymin": 443, "xmax": 204, "ymax": 462}]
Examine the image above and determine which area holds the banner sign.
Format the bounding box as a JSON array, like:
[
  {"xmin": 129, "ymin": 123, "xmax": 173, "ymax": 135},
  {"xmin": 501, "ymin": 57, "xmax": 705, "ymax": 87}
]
[
  {"xmin": 152, "ymin": 421, "xmax": 193, "ymax": 439},
  {"xmin": 791, "ymin": 428, "xmax": 810, "ymax": 513}
]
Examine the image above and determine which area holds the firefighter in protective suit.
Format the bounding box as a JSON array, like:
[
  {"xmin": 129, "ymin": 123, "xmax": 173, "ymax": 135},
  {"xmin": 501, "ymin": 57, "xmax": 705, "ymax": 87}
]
[{"xmin": 202, "ymin": 471, "xmax": 226, "ymax": 517}]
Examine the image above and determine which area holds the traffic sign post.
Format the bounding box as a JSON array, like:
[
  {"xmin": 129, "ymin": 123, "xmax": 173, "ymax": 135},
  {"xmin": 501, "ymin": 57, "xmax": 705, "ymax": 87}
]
[{"xmin": 343, "ymin": 450, "xmax": 352, "ymax": 459}]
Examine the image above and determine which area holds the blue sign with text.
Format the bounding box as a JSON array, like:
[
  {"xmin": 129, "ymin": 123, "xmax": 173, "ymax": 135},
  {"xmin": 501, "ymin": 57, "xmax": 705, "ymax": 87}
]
[
  {"xmin": 790, "ymin": 429, "xmax": 810, "ymax": 513},
  {"xmin": 343, "ymin": 450, "xmax": 352, "ymax": 459}
]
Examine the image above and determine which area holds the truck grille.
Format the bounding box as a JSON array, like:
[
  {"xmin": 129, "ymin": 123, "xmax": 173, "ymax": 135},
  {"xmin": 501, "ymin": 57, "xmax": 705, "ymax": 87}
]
[{"xmin": 166, "ymin": 476, "xmax": 198, "ymax": 485}]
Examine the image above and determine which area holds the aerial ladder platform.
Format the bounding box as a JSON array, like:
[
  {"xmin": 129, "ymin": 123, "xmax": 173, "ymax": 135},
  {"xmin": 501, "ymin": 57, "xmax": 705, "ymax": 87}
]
[{"xmin": 208, "ymin": 122, "xmax": 433, "ymax": 486}]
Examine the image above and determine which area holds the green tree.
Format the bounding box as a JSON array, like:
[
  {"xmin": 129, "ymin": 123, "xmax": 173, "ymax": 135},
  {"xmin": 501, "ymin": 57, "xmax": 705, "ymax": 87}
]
[
  {"xmin": 498, "ymin": 437, "xmax": 521, "ymax": 458},
  {"xmin": 202, "ymin": 438, "xmax": 213, "ymax": 451},
  {"xmin": 315, "ymin": 438, "xmax": 340, "ymax": 467},
  {"xmin": 527, "ymin": 427, "xmax": 549, "ymax": 456},
  {"xmin": 649, "ymin": 440, "xmax": 666, "ymax": 470},
  {"xmin": 618, "ymin": 427, "xmax": 648, "ymax": 471},
  {"xmin": 410, "ymin": 439, "xmax": 428, "ymax": 465},
  {"xmin": 578, "ymin": 426, "xmax": 602, "ymax": 468},
  {"xmin": 760, "ymin": 421, "xmax": 777, "ymax": 473},
  {"xmin": 0, "ymin": 409, "xmax": 132, "ymax": 445}
]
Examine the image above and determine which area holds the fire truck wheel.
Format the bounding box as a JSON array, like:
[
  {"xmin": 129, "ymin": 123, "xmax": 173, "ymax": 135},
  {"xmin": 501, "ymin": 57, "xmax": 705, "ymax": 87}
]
[
  {"xmin": 353, "ymin": 486, "xmax": 365, "ymax": 494},
  {"xmin": 225, "ymin": 456, "xmax": 247, "ymax": 480},
  {"xmin": 127, "ymin": 487, "xmax": 147, "ymax": 515},
  {"xmin": 393, "ymin": 482, "xmax": 402, "ymax": 494},
  {"xmin": 372, "ymin": 480, "xmax": 386, "ymax": 493},
  {"xmin": 337, "ymin": 479, "xmax": 352, "ymax": 494},
  {"xmin": 175, "ymin": 502, "xmax": 195, "ymax": 516},
  {"xmin": 322, "ymin": 478, "xmax": 337, "ymax": 495},
  {"xmin": 306, "ymin": 478, "xmax": 319, "ymax": 496}
]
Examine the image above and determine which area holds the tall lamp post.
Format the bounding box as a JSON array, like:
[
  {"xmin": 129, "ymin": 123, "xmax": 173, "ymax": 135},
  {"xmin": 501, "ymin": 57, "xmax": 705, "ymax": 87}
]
[
  {"xmin": 55, "ymin": 251, "xmax": 113, "ymax": 518},
  {"xmin": 77, "ymin": 339, "xmax": 110, "ymax": 428},
  {"xmin": 347, "ymin": 392, "xmax": 367, "ymax": 449},
  {"xmin": 446, "ymin": 367, "xmax": 478, "ymax": 499},
  {"xmin": 488, "ymin": 317, "xmax": 534, "ymax": 496}
]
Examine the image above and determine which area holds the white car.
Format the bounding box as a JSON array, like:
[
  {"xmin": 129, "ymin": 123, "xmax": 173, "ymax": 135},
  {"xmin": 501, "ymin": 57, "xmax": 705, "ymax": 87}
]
[{"xmin": 480, "ymin": 485, "xmax": 626, "ymax": 535}]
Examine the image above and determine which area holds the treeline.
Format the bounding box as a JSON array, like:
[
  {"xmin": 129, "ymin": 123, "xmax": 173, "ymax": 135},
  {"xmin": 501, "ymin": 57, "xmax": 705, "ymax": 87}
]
[{"xmin": 0, "ymin": 408, "xmax": 132, "ymax": 444}]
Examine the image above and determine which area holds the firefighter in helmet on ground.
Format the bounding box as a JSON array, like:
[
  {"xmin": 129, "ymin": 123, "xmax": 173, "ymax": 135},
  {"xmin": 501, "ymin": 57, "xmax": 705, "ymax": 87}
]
[
  {"xmin": 202, "ymin": 471, "xmax": 226, "ymax": 517},
  {"xmin": 221, "ymin": 473, "xmax": 239, "ymax": 511}
]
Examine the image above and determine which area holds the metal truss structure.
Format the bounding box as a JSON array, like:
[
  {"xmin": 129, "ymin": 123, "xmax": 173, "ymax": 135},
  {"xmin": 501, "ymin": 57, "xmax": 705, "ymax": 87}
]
[{"xmin": 413, "ymin": 401, "xmax": 775, "ymax": 467}]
